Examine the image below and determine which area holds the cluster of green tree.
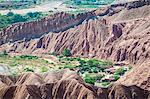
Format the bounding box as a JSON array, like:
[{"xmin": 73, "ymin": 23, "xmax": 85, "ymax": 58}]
[
  {"xmin": 78, "ymin": 59, "xmax": 113, "ymax": 74},
  {"xmin": 113, "ymin": 67, "xmax": 128, "ymax": 80},
  {"xmin": 14, "ymin": 55, "xmax": 39, "ymax": 60},
  {"xmin": 51, "ymin": 48, "xmax": 72, "ymax": 57},
  {"xmin": 72, "ymin": 0, "xmax": 115, "ymax": 5},
  {"xmin": 84, "ymin": 73, "xmax": 104, "ymax": 84},
  {"xmin": 0, "ymin": 0, "xmax": 41, "ymax": 9},
  {"xmin": 0, "ymin": 12, "xmax": 44, "ymax": 30}
]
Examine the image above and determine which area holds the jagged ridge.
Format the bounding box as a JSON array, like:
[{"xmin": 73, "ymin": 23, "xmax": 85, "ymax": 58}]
[
  {"xmin": 0, "ymin": 69, "xmax": 149, "ymax": 99},
  {"xmin": 0, "ymin": 12, "xmax": 95, "ymax": 45}
]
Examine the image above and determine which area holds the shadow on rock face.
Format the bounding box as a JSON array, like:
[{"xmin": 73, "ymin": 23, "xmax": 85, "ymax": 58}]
[
  {"xmin": 0, "ymin": 69, "xmax": 149, "ymax": 99},
  {"xmin": 108, "ymin": 84, "xmax": 149, "ymax": 99}
]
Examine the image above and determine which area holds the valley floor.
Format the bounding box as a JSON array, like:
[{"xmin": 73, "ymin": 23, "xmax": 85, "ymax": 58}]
[
  {"xmin": 0, "ymin": 1, "xmax": 73, "ymax": 15},
  {"xmin": 0, "ymin": 52, "xmax": 131, "ymax": 88}
]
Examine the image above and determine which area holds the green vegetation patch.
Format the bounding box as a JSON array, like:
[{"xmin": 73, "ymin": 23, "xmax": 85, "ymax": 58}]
[
  {"xmin": 17, "ymin": 55, "xmax": 38, "ymax": 60},
  {"xmin": 78, "ymin": 59, "xmax": 113, "ymax": 74},
  {"xmin": 24, "ymin": 67, "xmax": 34, "ymax": 72},
  {"xmin": 0, "ymin": 50, "xmax": 131, "ymax": 88},
  {"xmin": 64, "ymin": 0, "xmax": 115, "ymax": 8},
  {"xmin": 40, "ymin": 66, "xmax": 49, "ymax": 73},
  {"xmin": 0, "ymin": 52, "xmax": 54, "ymax": 75},
  {"xmin": 55, "ymin": 54, "xmax": 131, "ymax": 87},
  {"xmin": 62, "ymin": 48, "xmax": 72, "ymax": 57},
  {"xmin": 83, "ymin": 73, "xmax": 104, "ymax": 84},
  {"xmin": 0, "ymin": 11, "xmax": 47, "ymax": 30}
]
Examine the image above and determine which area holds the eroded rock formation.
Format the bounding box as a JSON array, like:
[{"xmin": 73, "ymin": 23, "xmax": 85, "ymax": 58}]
[
  {"xmin": 0, "ymin": 0, "xmax": 150, "ymax": 99},
  {"xmin": 0, "ymin": 69, "xmax": 149, "ymax": 99},
  {"xmin": 1, "ymin": 1, "xmax": 150, "ymax": 65},
  {"xmin": 0, "ymin": 12, "xmax": 95, "ymax": 45}
]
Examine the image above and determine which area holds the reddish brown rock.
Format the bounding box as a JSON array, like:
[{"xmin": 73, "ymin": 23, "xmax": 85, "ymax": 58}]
[
  {"xmin": 1, "ymin": 4, "xmax": 150, "ymax": 66},
  {"xmin": 0, "ymin": 69, "xmax": 149, "ymax": 99},
  {"xmin": 0, "ymin": 70, "xmax": 99, "ymax": 99},
  {"xmin": 0, "ymin": 0, "xmax": 150, "ymax": 98},
  {"xmin": 0, "ymin": 12, "xmax": 95, "ymax": 45}
]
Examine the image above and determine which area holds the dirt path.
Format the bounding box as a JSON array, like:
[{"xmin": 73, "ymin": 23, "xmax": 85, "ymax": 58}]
[{"xmin": 9, "ymin": 52, "xmax": 58, "ymax": 64}]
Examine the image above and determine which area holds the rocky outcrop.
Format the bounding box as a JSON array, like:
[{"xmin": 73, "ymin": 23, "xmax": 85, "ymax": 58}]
[
  {"xmin": 96, "ymin": 0, "xmax": 150, "ymax": 17},
  {"xmin": 117, "ymin": 60, "xmax": 150, "ymax": 91},
  {"xmin": 0, "ymin": 69, "xmax": 98, "ymax": 99},
  {"xmin": 0, "ymin": 69, "xmax": 149, "ymax": 99},
  {"xmin": 2, "ymin": 4, "xmax": 150, "ymax": 65},
  {"xmin": 108, "ymin": 84, "xmax": 149, "ymax": 99},
  {"xmin": 1, "ymin": 1, "xmax": 150, "ymax": 98},
  {"xmin": 0, "ymin": 12, "xmax": 95, "ymax": 45},
  {"xmin": 0, "ymin": 0, "xmax": 150, "ymax": 65},
  {"xmin": 0, "ymin": 0, "xmax": 150, "ymax": 47}
]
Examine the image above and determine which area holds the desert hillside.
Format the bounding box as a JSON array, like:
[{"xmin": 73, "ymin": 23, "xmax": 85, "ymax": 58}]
[
  {"xmin": 1, "ymin": 0, "xmax": 150, "ymax": 65},
  {"xmin": 0, "ymin": 0, "xmax": 150, "ymax": 99}
]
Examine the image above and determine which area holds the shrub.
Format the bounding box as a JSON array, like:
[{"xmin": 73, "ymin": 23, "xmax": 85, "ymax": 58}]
[
  {"xmin": 0, "ymin": 11, "xmax": 46, "ymax": 30},
  {"xmin": 50, "ymin": 51, "xmax": 58, "ymax": 56},
  {"xmin": 64, "ymin": 57, "xmax": 77, "ymax": 61},
  {"xmin": 3, "ymin": 50, "xmax": 8, "ymax": 56},
  {"xmin": 114, "ymin": 75, "xmax": 120, "ymax": 81},
  {"xmin": 26, "ymin": 12, "xmax": 42, "ymax": 18},
  {"xmin": 94, "ymin": 74, "xmax": 104, "ymax": 81},
  {"xmin": 62, "ymin": 49, "xmax": 72, "ymax": 57},
  {"xmin": 115, "ymin": 67, "xmax": 126, "ymax": 76},
  {"xmin": 11, "ymin": 71, "xmax": 18, "ymax": 77},
  {"xmin": 19, "ymin": 55, "xmax": 38, "ymax": 60},
  {"xmin": 98, "ymin": 60, "xmax": 113, "ymax": 67},
  {"xmin": 78, "ymin": 59, "xmax": 86, "ymax": 66},
  {"xmin": 63, "ymin": 65, "xmax": 75, "ymax": 69},
  {"xmin": 58, "ymin": 55, "xmax": 64, "ymax": 59},
  {"xmin": 84, "ymin": 74, "xmax": 96, "ymax": 85},
  {"xmin": 24, "ymin": 67, "xmax": 34, "ymax": 72},
  {"xmin": 0, "ymin": 15, "xmax": 10, "ymax": 29},
  {"xmin": 84, "ymin": 74, "xmax": 103, "ymax": 85},
  {"xmin": 87, "ymin": 59, "xmax": 99, "ymax": 67},
  {"xmin": 101, "ymin": 82, "xmax": 110, "ymax": 87},
  {"xmin": 10, "ymin": 62, "xmax": 18, "ymax": 67},
  {"xmin": 10, "ymin": 14, "xmax": 27, "ymax": 23},
  {"xmin": 0, "ymin": 50, "xmax": 8, "ymax": 57},
  {"xmin": 40, "ymin": 66, "xmax": 49, "ymax": 73},
  {"xmin": 91, "ymin": 67, "xmax": 99, "ymax": 73},
  {"xmin": 75, "ymin": 57, "xmax": 81, "ymax": 61},
  {"xmin": 6, "ymin": 12, "xmax": 14, "ymax": 17},
  {"xmin": 129, "ymin": 66, "xmax": 132, "ymax": 70}
]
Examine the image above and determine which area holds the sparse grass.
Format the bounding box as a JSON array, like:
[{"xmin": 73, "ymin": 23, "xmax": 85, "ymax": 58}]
[
  {"xmin": 0, "ymin": 53, "xmax": 131, "ymax": 87},
  {"xmin": 0, "ymin": 54, "xmax": 54, "ymax": 74},
  {"xmin": 63, "ymin": 65, "xmax": 76, "ymax": 69},
  {"xmin": 16, "ymin": 55, "xmax": 38, "ymax": 60},
  {"xmin": 101, "ymin": 82, "xmax": 111, "ymax": 87},
  {"xmin": 50, "ymin": 52, "xmax": 59, "ymax": 56},
  {"xmin": 83, "ymin": 73, "xmax": 104, "ymax": 85},
  {"xmin": 40, "ymin": 66, "xmax": 49, "ymax": 73},
  {"xmin": 62, "ymin": 49, "xmax": 72, "ymax": 57}
]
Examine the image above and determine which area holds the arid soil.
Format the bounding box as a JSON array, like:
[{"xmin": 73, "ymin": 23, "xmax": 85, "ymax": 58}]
[
  {"xmin": 0, "ymin": 0, "xmax": 150, "ymax": 99},
  {"xmin": 1, "ymin": 0, "xmax": 150, "ymax": 65},
  {"xmin": 0, "ymin": 69, "xmax": 149, "ymax": 99},
  {"xmin": 0, "ymin": 1, "xmax": 72, "ymax": 15}
]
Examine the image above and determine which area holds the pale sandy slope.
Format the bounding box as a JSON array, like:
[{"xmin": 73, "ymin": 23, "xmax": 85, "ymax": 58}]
[
  {"xmin": 0, "ymin": 1, "xmax": 73, "ymax": 15},
  {"xmin": 0, "ymin": 0, "xmax": 138, "ymax": 15},
  {"xmin": 113, "ymin": 0, "xmax": 138, "ymax": 4}
]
